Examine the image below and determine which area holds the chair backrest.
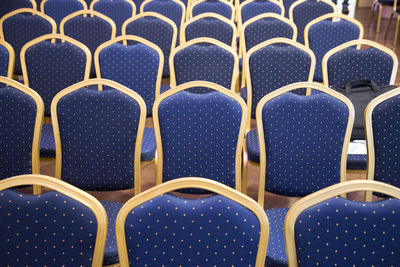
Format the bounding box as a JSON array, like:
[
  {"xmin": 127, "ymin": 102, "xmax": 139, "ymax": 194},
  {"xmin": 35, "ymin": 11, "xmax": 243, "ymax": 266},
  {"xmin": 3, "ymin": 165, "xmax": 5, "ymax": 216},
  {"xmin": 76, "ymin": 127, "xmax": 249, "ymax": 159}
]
[
  {"xmin": 239, "ymin": 0, "xmax": 284, "ymax": 32},
  {"xmin": 182, "ymin": 13, "xmax": 236, "ymax": 48},
  {"xmin": 170, "ymin": 37, "xmax": 239, "ymax": 92},
  {"xmin": 0, "ymin": 40, "xmax": 15, "ymax": 79},
  {"xmin": 189, "ymin": 0, "xmax": 235, "ymax": 21},
  {"xmin": 0, "ymin": 0, "xmax": 36, "ymax": 18},
  {"xmin": 122, "ymin": 12, "xmax": 177, "ymax": 77},
  {"xmin": 256, "ymin": 82, "xmax": 354, "ymax": 206},
  {"xmin": 52, "ymin": 79, "xmax": 146, "ymax": 194},
  {"xmin": 0, "ymin": 174, "xmax": 107, "ymax": 266},
  {"xmin": 289, "ymin": 0, "xmax": 336, "ymax": 44},
  {"xmin": 94, "ymin": 35, "xmax": 164, "ymax": 117},
  {"xmin": 323, "ymin": 39, "xmax": 398, "ymax": 89},
  {"xmin": 153, "ymin": 81, "xmax": 247, "ymax": 192},
  {"xmin": 0, "ymin": 77, "xmax": 43, "ymax": 180},
  {"xmin": 0, "ymin": 8, "xmax": 57, "ymax": 75},
  {"xmin": 285, "ymin": 180, "xmax": 400, "ymax": 266},
  {"xmin": 244, "ymin": 38, "xmax": 315, "ymax": 126},
  {"xmin": 41, "ymin": 0, "xmax": 87, "ymax": 28},
  {"xmin": 305, "ymin": 13, "xmax": 363, "ymax": 82},
  {"xmin": 116, "ymin": 177, "xmax": 268, "ymax": 266},
  {"xmin": 90, "ymin": 0, "xmax": 135, "ymax": 36}
]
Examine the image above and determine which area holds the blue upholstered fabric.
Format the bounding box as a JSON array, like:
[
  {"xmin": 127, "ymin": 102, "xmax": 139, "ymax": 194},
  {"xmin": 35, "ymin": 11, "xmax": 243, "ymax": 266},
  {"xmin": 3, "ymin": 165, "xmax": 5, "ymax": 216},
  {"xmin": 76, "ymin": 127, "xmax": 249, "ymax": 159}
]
[
  {"xmin": 2, "ymin": 12, "xmax": 53, "ymax": 75},
  {"xmin": 261, "ymin": 92, "xmax": 348, "ymax": 196},
  {"xmin": 56, "ymin": 87, "xmax": 142, "ymax": 191},
  {"xmin": 294, "ymin": 196, "xmax": 400, "ymax": 265},
  {"xmin": 347, "ymin": 154, "xmax": 367, "ymax": 170},
  {"xmin": 43, "ymin": 0, "xmax": 86, "ymax": 27},
  {"xmin": 125, "ymin": 15, "xmax": 175, "ymax": 77},
  {"xmin": 244, "ymin": 16, "xmax": 295, "ymax": 52},
  {"xmin": 283, "ymin": 0, "xmax": 297, "ymax": 17},
  {"xmin": 92, "ymin": 0, "xmax": 135, "ymax": 36},
  {"xmin": 63, "ymin": 14, "xmax": 114, "ymax": 77},
  {"xmin": 173, "ymin": 43, "xmax": 235, "ymax": 91},
  {"xmin": 0, "ymin": 189, "xmax": 99, "ymax": 265},
  {"xmin": 0, "ymin": 45, "xmax": 10, "ymax": 78},
  {"xmin": 241, "ymin": 0, "xmax": 282, "ymax": 24},
  {"xmin": 160, "ymin": 83, "xmax": 171, "ymax": 93},
  {"xmin": 141, "ymin": 127, "xmax": 156, "ymax": 161},
  {"xmin": 40, "ymin": 124, "xmax": 56, "ymax": 158},
  {"xmin": 371, "ymin": 95, "xmax": 400, "ymax": 188},
  {"xmin": 246, "ymin": 129, "xmax": 260, "ymax": 163},
  {"xmin": 101, "ymin": 200, "xmax": 123, "ymax": 265},
  {"xmin": 308, "ymin": 19, "xmax": 361, "ymax": 82},
  {"xmin": 132, "ymin": 0, "xmax": 145, "ymax": 12},
  {"xmin": 291, "ymin": 0, "xmax": 334, "ymax": 44},
  {"xmin": 157, "ymin": 90, "xmax": 243, "ymax": 191},
  {"xmin": 0, "ymin": 0, "xmax": 34, "ymax": 18},
  {"xmin": 192, "ymin": 0, "xmax": 233, "ymax": 20},
  {"xmin": 327, "ymin": 47, "xmax": 394, "ymax": 89},
  {"xmin": 185, "ymin": 17, "xmax": 234, "ymax": 47},
  {"xmin": 97, "ymin": 42, "xmax": 161, "ymax": 117},
  {"xmin": 248, "ymin": 44, "xmax": 312, "ymax": 118},
  {"xmin": 123, "ymin": 193, "xmax": 261, "ymax": 265},
  {"xmin": 265, "ymin": 208, "xmax": 290, "ymax": 266},
  {"xmin": 378, "ymin": 0, "xmax": 394, "ymax": 5},
  {"xmin": 0, "ymin": 86, "xmax": 37, "ymax": 179},
  {"xmin": 24, "ymin": 40, "xmax": 88, "ymax": 116}
]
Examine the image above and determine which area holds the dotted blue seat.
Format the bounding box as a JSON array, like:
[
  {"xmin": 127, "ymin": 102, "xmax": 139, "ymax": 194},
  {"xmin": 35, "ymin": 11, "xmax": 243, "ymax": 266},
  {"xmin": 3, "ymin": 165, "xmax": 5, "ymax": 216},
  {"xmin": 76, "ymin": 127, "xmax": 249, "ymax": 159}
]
[
  {"xmin": 282, "ymin": 0, "xmax": 297, "ymax": 17},
  {"xmin": 40, "ymin": 124, "xmax": 56, "ymax": 158},
  {"xmin": 0, "ymin": 0, "xmax": 35, "ymax": 18},
  {"xmin": 265, "ymin": 208, "xmax": 289, "ymax": 267},
  {"xmin": 246, "ymin": 129, "xmax": 259, "ymax": 163},
  {"xmin": 240, "ymin": 0, "xmax": 283, "ymax": 26},
  {"xmin": 41, "ymin": 0, "xmax": 87, "ymax": 29},
  {"xmin": 191, "ymin": 0, "xmax": 234, "ymax": 21},
  {"xmin": 101, "ymin": 200, "xmax": 123, "ymax": 265},
  {"xmin": 0, "ymin": 40, "xmax": 13, "ymax": 79},
  {"xmin": 141, "ymin": 127, "xmax": 156, "ymax": 161}
]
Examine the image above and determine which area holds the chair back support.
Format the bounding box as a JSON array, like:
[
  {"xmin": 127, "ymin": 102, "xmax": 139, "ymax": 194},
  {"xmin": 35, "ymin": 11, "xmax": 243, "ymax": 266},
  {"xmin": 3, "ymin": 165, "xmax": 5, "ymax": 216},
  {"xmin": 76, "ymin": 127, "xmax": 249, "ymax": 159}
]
[
  {"xmin": 41, "ymin": 0, "xmax": 87, "ymax": 28},
  {"xmin": 285, "ymin": 180, "xmax": 400, "ymax": 266},
  {"xmin": 239, "ymin": 0, "xmax": 284, "ymax": 31},
  {"xmin": 52, "ymin": 79, "xmax": 146, "ymax": 194},
  {"xmin": 189, "ymin": 0, "xmax": 235, "ymax": 21},
  {"xmin": 0, "ymin": 174, "xmax": 107, "ymax": 266},
  {"xmin": 0, "ymin": 40, "xmax": 15, "ymax": 79},
  {"xmin": 0, "ymin": 0, "xmax": 36, "ymax": 18},
  {"xmin": 116, "ymin": 177, "xmax": 269, "ymax": 266}
]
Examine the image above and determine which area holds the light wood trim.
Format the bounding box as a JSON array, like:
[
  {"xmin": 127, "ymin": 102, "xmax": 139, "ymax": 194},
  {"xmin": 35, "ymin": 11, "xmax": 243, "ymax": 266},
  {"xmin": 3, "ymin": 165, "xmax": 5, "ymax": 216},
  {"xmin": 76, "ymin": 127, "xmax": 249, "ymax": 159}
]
[
  {"xmin": 188, "ymin": 0, "xmax": 235, "ymax": 22},
  {"xmin": 90, "ymin": 0, "xmax": 136, "ymax": 15},
  {"xmin": 0, "ymin": 40, "xmax": 15, "ymax": 79}
]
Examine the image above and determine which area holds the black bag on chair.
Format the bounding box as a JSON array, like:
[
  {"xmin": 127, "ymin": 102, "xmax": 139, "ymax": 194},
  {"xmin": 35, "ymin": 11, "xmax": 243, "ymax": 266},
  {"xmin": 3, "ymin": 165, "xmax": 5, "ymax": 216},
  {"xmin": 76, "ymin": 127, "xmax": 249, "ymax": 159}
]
[{"xmin": 337, "ymin": 79, "xmax": 396, "ymax": 140}]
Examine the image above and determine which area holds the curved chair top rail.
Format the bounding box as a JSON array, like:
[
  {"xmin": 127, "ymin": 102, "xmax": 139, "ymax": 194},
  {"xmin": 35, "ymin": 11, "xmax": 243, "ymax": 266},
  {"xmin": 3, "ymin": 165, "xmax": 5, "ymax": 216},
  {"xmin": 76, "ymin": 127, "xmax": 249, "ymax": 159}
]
[
  {"xmin": 288, "ymin": 0, "xmax": 337, "ymax": 21},
  {"xmin": 0, "ymin": 40, "xmax": 15, "ymax": 79},
  {"xmin": 0, "ymin": 174, "xmax": 107, "ymax": 267},
  {"xmin": 238, "ymin": 0, "xmax": 285, "ymax": 28},
  {"xmin": 169, "ymin": 37, "xmax": 239, "ymax": 91},
  {"xmin": 94, "ymin": 34, "xmax": 164, "ymax": 97},
  {"xmin": 256, "ymin": 81, "xmax": 355, "ymax": 207},
  {"xmin": 51, "ymin": 78, "xmax": 146, "ymax": 195},
  {"xmin": 116, "ymin": 177, "xmax": 269, "ymax": 267},
  {"xmin": 140, "ymin": 0, "xmax": 186, "ymax": 32},
  {"xmin": 285, "ymin": 179, "xmax": 400, "ymax": 266},
  {"xmin": 188, "ymin": 0, "xmax": 236, "ymax": 22},
  {"xmin": 152, "ymin": 81, "xmax": 247, "ymax": 192},
  {"xmin": 41, "ymin": 0, "xmax": 88, "ymax": 12},
  {"xmin": 181, "ymin": 12, "xmax": 237, "ymax": 48},
  {"xmin": 89, "ymin": 0, "xmax": 137, "ymax": 16},
  {"xmin": 322, "ymin": 39, "xmax": 399, "ymax": 87},
  {"xmin": 20, "ymin": 33, "xmax": 92, "ymax": 88}
]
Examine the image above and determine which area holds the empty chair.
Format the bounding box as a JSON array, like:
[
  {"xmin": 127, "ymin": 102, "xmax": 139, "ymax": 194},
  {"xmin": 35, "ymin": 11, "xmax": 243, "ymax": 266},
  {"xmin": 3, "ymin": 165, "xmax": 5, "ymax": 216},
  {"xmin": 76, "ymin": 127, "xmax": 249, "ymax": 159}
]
[
  {"xmin": 384, "ymin": 0, "xmax": 400, "ymax": 45},
  {"xmin": 0, "ymin": 174, "xmax": 108, "ymax": 266},
  {"xmin": 122, "ymin": 12, "xmax": 177, "ymax": 77},
  {"xmin": 0, "ymin": 8, "xmax": 56, "ymax": 76},
  {"xmin": 285, "ymin": 180, "xmax": 400, "ymax": 266},
  {"xmin": 368, "ymin": 0, "xmax": 394, "ymax": 34},
  {"xmin": 0, "ymin": 40, "xmax": 15, "ymax": 79},
  {"xmin": 304, "ymin": 13, "xmax": 363, "ymax": 82},
  {"xmin": 282, "ymin": 0, "xmax": 297, "ymax": 17},
  {"xmin": 188, "ymin": 0, "xmax": 235, "ymax": 21},
  {"xmin": 289, "ymin": 0, "xmax": 336, "ymax": 44},
  {"xmin": 257, "ymin": 82, "xmax": 354, "ymax": 266},
  {"xmin": 116, "ymin": 177, "xmax": 269, "ymax": 266},
  {"xmin": 181, "ymin": 13, "xmax": 237, "ymax": 48},
  {"xmin": 0, "ymin": 0, "xmax": 36, "ymax": 18},
  {"xmin": 170, "ymin": 38, "xmax": 239, "ymax": 92},
  {"xmin": 90, "ymin": 0, "xmax": 136, "ymax": 36},
  {"xmin": 41, "ymin": 0, "xmax": 87, "ymax": 29},
  {"xmin": 153, "ymin": 81, "xmax": 247, "ymax": 192}
]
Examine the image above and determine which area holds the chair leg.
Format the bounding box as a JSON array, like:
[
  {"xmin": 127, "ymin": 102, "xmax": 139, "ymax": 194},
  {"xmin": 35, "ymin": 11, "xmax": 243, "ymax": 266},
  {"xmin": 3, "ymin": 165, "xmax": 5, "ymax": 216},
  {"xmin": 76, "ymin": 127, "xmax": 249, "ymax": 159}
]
[
  {"xmin": 394, "ymin": 16, "xmax": 400, "ymax": 45},
  {"xmin": 367, "ymin": 3, "xmax": 375, "ymax": 26},
  {"xmin": 377, "ymin": 4, "xmax": 383, "ymax": 33},
  {"xmin": 385, "ymin": 12, "xmax": 394, "ymax": 40}
]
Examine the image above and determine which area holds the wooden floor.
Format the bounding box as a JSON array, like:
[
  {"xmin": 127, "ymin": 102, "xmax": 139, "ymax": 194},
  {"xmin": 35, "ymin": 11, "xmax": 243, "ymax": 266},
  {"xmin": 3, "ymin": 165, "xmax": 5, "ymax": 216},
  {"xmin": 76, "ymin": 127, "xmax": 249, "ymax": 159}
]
[{"xmin": 39, "ymin": 7, "xmax": 396, "ymax": 206}]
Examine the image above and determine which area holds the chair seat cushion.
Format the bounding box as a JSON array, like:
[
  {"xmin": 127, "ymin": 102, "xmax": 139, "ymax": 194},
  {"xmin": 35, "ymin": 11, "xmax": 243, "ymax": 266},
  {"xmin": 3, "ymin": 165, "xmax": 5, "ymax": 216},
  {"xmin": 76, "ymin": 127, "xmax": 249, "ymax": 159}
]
[
  {"xmin": 265, "ymin": 208, "xmax": 289, "ymax": 267},
  {"xmin": 141, "ymin": 127, "xmax": 156, "ymax": 161},
  {"xmin": 240, "ymin": 86, "xmax": 247, "ymax": 102},
  {"xmin": 346, "ymin": 154, "xmax": 367, "ymax": 170},
  {"xmin": 101, "ymin": 200, "xmax": 124, "ymax": 266},
  {"xmin": 246, "ymin": 130, "xmax": 260, "ymax": 163},
  {"xmin": 40, "ymin": 124, "xmax": 55, "ymax": 158},
  {"xmin": 379, "ymin": 0, "xmax": 394, "ymax": 5},
  {"xmin": 160, "ymin": 84, "xmax": 171, "ymax": 94}
]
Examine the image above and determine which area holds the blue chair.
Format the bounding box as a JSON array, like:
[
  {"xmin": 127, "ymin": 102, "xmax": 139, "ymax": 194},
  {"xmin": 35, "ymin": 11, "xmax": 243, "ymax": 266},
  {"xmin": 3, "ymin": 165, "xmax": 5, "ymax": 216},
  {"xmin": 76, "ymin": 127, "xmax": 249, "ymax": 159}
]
[
  {"xmin": 285, "ymin": 180, "xmax": 400, "ymax": 266},
  {"xmin": 0, "ymin": 40, "xmax": 15, "ymax": 79},
  {"xmin": 60, "ymin": 10, "xmax": 116, "ymax": 77},
  {"xmin": 0, "ymin": 0, "xmax": 36, "ymax": 18},
  {"xmin": 153, "ymin": 81, "xmax": 247, "ymax": 192},
  {"xmin": 282, "ymin": 0, "xmax": 297, "ymax": 17},
  {"xmin": 170, "ymin": 38, "xmax": 239, "ymax": 92},
  {"xmin": 116, "ymin": 177, "xmax": 269, "ymax": 266},
  {"xmin": 189, "ymin": 0, "xmax": 235, "ymax": 21},
  {"xmin": 0, "ymin": 8, "xmax": 56, "ymax": 76},
  {"xmin": 52, "ymin": 78, "xmax": 146, "ymax": 265},
  {"xmin": 20, "ymin": 34, "xmax": 91, "ymax": 158},
  {"xmin": 122, "ymin": 12, "xmax": 177, "ymax": 77},
  {"xmin": 94, "ymin": 35, "xmax": 164, "ymax": 161},
  {"xmin": 90, "ymin": 0, "xmax": 136, "ymax": 36},
  {"xmin": 41, "ymin": 0, "xmax": 87, "ymax": 30},
  {"xmin": 256, "ymin": 82, "xmax": 354, "ymax": 266},
  {"xmin": 289, "ymin": 0, "xmax": 336, "ymax": 44},
  {"xmin": 0, "ymin": 174, "xmax": 107, "ymax": 266},
  {"xmin": 304, "ymin": 13, "xmax": 363, "ymax": 82}
]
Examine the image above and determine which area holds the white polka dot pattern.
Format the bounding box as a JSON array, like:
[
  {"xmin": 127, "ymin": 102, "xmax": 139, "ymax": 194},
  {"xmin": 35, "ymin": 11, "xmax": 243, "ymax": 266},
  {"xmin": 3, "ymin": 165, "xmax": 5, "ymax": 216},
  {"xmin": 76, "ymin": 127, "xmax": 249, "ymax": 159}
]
[
  {"xmin": 43, "ymin": 0, "xmax": 86, "ymax": 28},
  {"xmin": 241, "ymin": 1, "xmax": 282, "ymax": 24},
  {"xmin": 0, "ymin": 45, "xmax": 9, "ymax": 78},
  {"xmin": 101, "ymin": 200, "xmax": 123, "ymax": 265},
  {"xmin": 0, "ymin": 0, "xmax": 34, "ymax": 18},
  {"xmin": 185, "ymin": 17, "xmax": 234, "ymax": 47},
  {"xmin": 192, "ymin": 0, "xmax": 233, "ymax": 20},
  {"xmin": 265, "ymin": 208, "xmax": 290, "ymax": 266}
]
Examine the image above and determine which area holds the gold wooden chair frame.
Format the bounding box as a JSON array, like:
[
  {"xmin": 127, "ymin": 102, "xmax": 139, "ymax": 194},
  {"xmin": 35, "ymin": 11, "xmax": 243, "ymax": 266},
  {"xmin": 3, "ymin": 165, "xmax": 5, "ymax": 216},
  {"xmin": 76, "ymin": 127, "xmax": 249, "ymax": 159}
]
[
  {"xmin": 152, "ymin": 81, "xmax": 247, "ymax": 192},
  {"xmin": 41, "ymin": 0, "xmax": 88, "ymax": 13},
  {"xmin": 384, "ymin": 0, "xmax": 400, "ymax": 45},
  {"xmin": 0, "ymin": 40, "xmax": 15, "ymax": 79},
  {"xmin": 116, "ymin": 177, "xmax": 269, "ymax": 267},
  {"xmin": 187, "ymin": 0, "xmax": 236, "ymax": 22},
  {"xmin": 289, "ymin": 0, "xmax": 337, "ymax": 21},
  {"xmin": 368, "ymin": 0, "xmax": 393, "ymax": 34},
  {"xmin": 284, "ymin": 179, "xmax": 400, "ymax": 266},
  {"xmin": 90, "ymin": 0, "xmax": 136, "ymax": 15},
  {"xmin": 256, "ymin": 82, "xmax": 355, "ymax": 208},
  {"xmin": 0, "ymin": 174, "xmax": 108, "ymax": 267}
]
